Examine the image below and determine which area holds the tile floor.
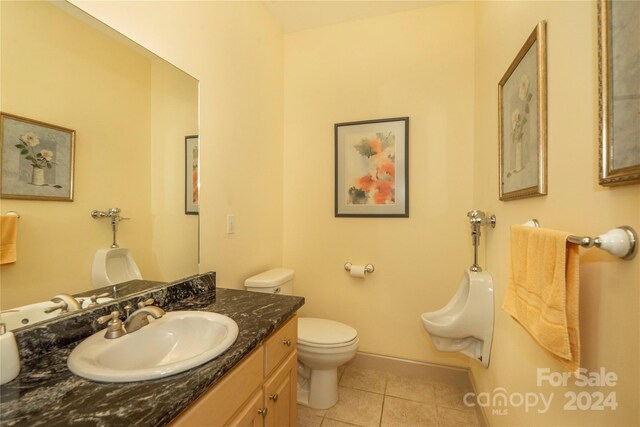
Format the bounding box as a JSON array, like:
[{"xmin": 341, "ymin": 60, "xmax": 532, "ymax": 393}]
[{"xmin": 297, "ymin": 365, "xmax": 482, "ymax": 427}]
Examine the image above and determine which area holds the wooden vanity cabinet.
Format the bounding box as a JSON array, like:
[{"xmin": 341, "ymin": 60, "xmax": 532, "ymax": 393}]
[
  {"xmin": 170, "ymin": 315, "xmax": 298, "ymax": 427},
  {"xmin": 263, "ymin": 351, "xmax": 297, "ymax": 427},
  {"xmin": 225, "ymin": 389, "xmax": 264, "ymax": 427}
]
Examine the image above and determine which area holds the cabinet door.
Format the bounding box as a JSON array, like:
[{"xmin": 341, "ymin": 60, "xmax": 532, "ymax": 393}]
[
  {"xmin": 169, "ymin": 347, "xmax": 264, "ymax": 427},
  {"xmin": 264, "ymin": 351, "xmax": 297, "ymax": 427},
  {"xmin": 226, "ymin": 389, "xmax": 265, "ymax": 427}
]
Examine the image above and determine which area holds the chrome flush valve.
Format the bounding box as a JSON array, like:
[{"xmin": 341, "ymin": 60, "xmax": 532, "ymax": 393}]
[
  {"xmin": 91, "ymin": 207, "xmax": 130, "ymax": 248},
  {"xmin": 467, "ymin": 210, "xmax": 496, "ymax": 228},
  {"xmin": 466, "ymin": 210, "xmax": 496, "ymax": 272}
]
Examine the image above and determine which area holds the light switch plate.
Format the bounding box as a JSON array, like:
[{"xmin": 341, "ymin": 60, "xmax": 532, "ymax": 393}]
[{"xmin": 226, "ymin": 214, "xmax": 235, "ymax": 234}]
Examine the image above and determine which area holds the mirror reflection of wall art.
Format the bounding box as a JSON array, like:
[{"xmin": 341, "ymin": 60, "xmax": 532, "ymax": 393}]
[
  {"xmin": 335, "ymin": 117, "xmax": 408, "ymax": 217},
  {"xmin": 498, "ymin": 21, "xmax": 547, "ymax": 201},
  {"xmin": 185, "ymin": 135, "xmax": 199, "ymax": 215},
  {"xmin": 598, "ymin": 0, "xmax": 640, "ymax": 186},
  {"xmin": 1, "ymin": 113, "xmax": 75, "ymax": 201}
]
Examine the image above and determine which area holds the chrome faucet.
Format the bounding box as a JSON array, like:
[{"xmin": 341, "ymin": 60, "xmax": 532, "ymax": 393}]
[{"xmin": 44, "ymin": 294, "xmax": 82, "ymax": 314}]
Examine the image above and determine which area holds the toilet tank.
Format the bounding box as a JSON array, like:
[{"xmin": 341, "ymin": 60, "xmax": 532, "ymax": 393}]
[{"xmin": 244, "ymin": 268, "xmax": 294, "ymax": 295}]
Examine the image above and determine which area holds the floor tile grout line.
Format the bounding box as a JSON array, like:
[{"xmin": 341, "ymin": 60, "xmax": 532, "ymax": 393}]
[
  {"xmin": 379, "ymin": 376, "xmax": 388, "ymax": 427},
  {"xmin": 308, "ymin": 365, "xmax": 480, "ymax": 427}
]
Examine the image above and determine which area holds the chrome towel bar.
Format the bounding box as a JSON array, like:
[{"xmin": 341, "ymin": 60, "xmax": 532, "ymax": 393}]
[{"xmin": 525, "ymin": 219, "xmax": 637, "ymax": 260}]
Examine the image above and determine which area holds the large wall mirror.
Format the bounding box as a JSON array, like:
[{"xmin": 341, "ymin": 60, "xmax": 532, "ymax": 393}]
[{"xmin": 0, "ymin": 1, "xmax": 199, "ymax": 318}]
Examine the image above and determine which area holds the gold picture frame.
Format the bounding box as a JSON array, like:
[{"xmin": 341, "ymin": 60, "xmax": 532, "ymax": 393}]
[
  {"xmin": 498, "ymin": 21, "xmax": 547, "ymax": 201},
  {"xmin": 598, "ymin": 0, "xmax": 640, "ymax": 186},
  {"xmin": 1, "ymin": 112, "xmax": 75, "ymax": 201},
  {"xmin": 185, "ymin": 135, "xmax": 199, "ymax": 215}
]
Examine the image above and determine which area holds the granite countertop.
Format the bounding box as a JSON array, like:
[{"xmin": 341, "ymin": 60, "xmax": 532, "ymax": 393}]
[{"xmin": 0, "ymin": 280, "xmax": 304, "ymax": 427}]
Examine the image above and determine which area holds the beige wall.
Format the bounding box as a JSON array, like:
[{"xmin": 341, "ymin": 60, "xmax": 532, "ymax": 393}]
[
  {"xmin": 472, "ymin": 1, "xmax": 639, "ymax": 425},
  {"xmin": 0, "ymin": 1, "xmax": 153, "ymax": 308},
  {"xmin": 282, "ymin": 2, "xmax": 476, "ymax": 366},
  {"xmin": 71, "ymin": 1, "xmax": 285, "ymax": 289}
]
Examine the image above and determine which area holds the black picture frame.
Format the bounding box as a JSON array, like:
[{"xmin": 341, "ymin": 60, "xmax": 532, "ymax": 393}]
[{"xmin": 335, "ymin": 117, "xmax": 409, "ymax": 217}]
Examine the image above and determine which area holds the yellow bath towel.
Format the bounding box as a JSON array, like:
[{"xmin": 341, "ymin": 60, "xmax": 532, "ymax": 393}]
[
  {"xmin": 502, "ymin": 225, "xmax": 580, "ymax": 373},
  {"xmin": 0, "ymin": 215, "xmax": 18, "ymax": 264}
]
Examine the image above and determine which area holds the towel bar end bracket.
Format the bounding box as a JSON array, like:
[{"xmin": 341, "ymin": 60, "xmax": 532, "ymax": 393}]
[{"xmin": 527, "ymin": 220, "xmax": 637, "ymax": 260}]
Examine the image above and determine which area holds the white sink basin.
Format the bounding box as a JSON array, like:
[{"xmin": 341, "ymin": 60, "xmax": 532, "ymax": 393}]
[{"xmin": 67, "ymin": 311, "xmax": 239, "ymax": 382}]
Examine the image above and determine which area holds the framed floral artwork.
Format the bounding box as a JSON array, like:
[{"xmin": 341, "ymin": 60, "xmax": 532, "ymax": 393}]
[
  {"xmin": 335, "ymin": 117, "xmax": 408, "ymax": 217},
  {"xmin": 1, "ymin": 112, "xmax": 75, "ymax": 201},
  {"xmin": 598, "ymin": 0, "xmax": 640, "ymax": 186},
  {"xmin": 185, "ymin": 135, "xmax": 199, "ymax": 215},
  {"xmin": 498, "ymin": 21, "xmax": 548, "ymax": 201}
]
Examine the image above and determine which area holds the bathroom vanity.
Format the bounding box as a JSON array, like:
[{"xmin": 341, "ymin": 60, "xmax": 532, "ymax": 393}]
[
  {"xmin": 0, "ymin": 273, "xmax": 304, "ymax": 426},
  {"xmin": 170, "ymin": 315, "xmax": 298, "ymax": 426}
]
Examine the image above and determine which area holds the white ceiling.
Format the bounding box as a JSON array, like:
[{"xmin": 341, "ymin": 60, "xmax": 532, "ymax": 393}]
[{"xmin": 262, "ymin": 1, "xmax": 447, "ymax": 33}]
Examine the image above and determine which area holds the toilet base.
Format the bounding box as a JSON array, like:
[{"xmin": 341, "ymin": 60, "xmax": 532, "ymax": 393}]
[{"xmin": 297, "ymin": 367, "xmax": 339, "ymax": 409}]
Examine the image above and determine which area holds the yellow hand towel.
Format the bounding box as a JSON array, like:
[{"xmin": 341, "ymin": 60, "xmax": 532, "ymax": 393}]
[
  {"xmin": 0, "ymin": 215, "xmax": 18, "ymax": 264},
  {"xmin": 502, "ymin": 224, "xmax": 580, "ymax": 373}
]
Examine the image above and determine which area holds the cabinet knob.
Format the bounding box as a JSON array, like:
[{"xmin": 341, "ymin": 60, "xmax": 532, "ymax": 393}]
[
  {"xmin": 282, "ymin": 338, "xmax": 292, "ymax": 347},
  {"xmin": 269, "ymin": 393, "xmax": 279, "ymax": 402},
  {"xmin": 258, "ymin": 407, "xmax": 268, "ymax": 417}
]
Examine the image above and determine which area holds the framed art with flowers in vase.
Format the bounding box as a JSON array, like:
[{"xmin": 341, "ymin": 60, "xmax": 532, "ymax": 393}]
[
  {"xmin": 0, "ymin": 112, "xmax": 75, "ymax": 201},
  {"xmin": 498, "ymin": 21, "xmax": 547, "ymax": 201}
]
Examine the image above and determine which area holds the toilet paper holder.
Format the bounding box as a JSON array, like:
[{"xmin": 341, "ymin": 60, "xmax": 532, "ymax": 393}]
[{"xmin": 344, "ymin": 263, "xmax": 375, "ymax": 274}]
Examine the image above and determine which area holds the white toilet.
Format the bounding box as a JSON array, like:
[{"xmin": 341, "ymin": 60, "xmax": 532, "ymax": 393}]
[
  {"xmin": 244, "ymin": 268, "xmax": 359, "ymax": 409},
  {"xmin": 91, "ymin": 247, "xmax": 142, "ymax": 289}
]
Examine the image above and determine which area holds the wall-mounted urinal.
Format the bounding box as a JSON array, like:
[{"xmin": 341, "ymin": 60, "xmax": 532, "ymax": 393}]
[
  {"xmin": 421, "ymin": 210, "xmax": 496, "ymax": 368},
  {"xmin": 421, "ymin": 269, "xmax": 494, "ymax": 367},
  {"xmin": 90, "ymin": 208, "xmax": 141, "ymax": 288},
  {"xmin": 91, "ymin": 248, "xmax": 142, "ymax": 289}
]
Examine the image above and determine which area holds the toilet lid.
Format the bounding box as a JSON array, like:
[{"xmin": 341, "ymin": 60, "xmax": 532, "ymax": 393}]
[{"xmin": 298, "ymin": 317, "xmax": 358, "ymax": 346}]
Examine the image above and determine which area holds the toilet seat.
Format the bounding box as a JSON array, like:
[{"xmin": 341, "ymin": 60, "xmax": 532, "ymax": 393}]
[{"xmin": 298, "ymin": 318, "xmax": 358, "ymax": 348}]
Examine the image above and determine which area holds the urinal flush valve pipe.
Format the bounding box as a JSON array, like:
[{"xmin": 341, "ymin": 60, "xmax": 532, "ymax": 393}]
[
  {"xmin": 91, "ymin": 208, "xmax": 130, "ymax": 248},
  {"xmin": 466, "ymin": 210, "xmax": 496, "ymax": 272}
]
